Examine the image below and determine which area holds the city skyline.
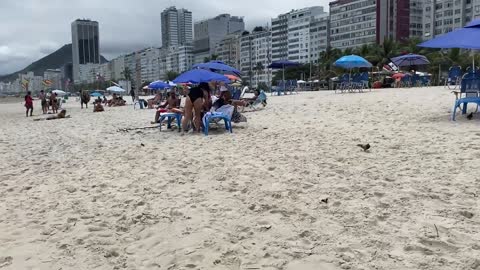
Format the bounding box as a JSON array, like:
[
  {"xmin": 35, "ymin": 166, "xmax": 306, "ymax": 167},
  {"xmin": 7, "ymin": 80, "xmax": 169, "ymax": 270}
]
[{"xmin": 0, "ymin": 0, "xmax": 330, "ymax": 75}]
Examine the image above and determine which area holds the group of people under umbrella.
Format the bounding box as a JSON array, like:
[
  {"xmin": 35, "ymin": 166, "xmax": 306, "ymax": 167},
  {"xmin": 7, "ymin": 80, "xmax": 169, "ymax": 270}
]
[{"xmin": 145, "ymin": 61, "xmax": 264, "ymax": 135}]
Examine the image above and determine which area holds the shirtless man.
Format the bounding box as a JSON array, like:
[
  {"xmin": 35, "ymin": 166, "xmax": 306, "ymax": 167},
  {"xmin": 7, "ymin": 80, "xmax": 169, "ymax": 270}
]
[{"xmin": 151, "ymin": 90, "xmax": 180, "ymax": 124}]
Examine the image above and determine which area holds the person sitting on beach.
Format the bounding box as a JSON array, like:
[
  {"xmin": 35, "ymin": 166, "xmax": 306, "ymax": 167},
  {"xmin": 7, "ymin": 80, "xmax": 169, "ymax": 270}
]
[
  {"xmin": 25, "ymin": 91, "xmax": 33, "ymax": 117},
  {"xmin": 212, "ymin": 89, "xmax": 247, "ymax": 123},
  {"xmin": 151, "ymin": 90, "xmax": 181, "ymax": 124},
  {"xmin": 93, "ymin": 102, "xmax": 105, "ymax": 112},
  {"xmin": 34, "ymin": 109, "xmax": 70, "ymax": 121},
  {"xmin": 107, "ymin": 93, "xmax": 118, "ymax": 107},
  {"xmin": 116, "ymin": 96, "xmax": 126, "ymax": 106},
  {"xmin": 148, "ymin": 92, "xmax": 162, "ymax": 109},
  {"xmin": 102, "ymin": 96, "xmax": 108, "ymax": 105}
]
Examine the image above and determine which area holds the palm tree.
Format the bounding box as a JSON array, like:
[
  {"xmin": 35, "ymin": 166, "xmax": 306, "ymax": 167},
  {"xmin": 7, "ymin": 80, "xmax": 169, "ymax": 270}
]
[
  {"xmin": 254, "ymin": 62, "xmax": 264, "ymax": 87},
  {"xmin": 121, "ymin": 67, "xmax": 132, "ymax": 81},
  {"xmin": 371, "ymin": 38, "xmax": 399, "ymax": 68},
  {"xmin": 165, "ymin": 71, "xmax": 179, "ymax": 81}
]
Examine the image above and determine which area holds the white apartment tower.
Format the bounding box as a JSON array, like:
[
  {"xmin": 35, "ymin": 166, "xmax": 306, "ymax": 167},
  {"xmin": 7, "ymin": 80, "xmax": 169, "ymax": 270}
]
[
  {"xmin": 161, "ymin": 7, "xmax": 193, "ymax": 47},
  {"xmin": 271, "ymin": 7, "xmax": 328, "ymax": 63},
  {"xmin": 240, "ymin": 29, "xmax": 272, "ymax": 87}
]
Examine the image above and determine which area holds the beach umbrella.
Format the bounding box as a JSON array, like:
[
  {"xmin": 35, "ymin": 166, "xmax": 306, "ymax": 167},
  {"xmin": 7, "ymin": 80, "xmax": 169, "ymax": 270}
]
[
  {"xmin": 90, "ymin": 92, "xmax": 102, "ymax": 97},
  {"xmin": 334, "ymin": 55, "xmax": 372, "ymax": 69},
  {"xmin": 107, "ymin": 86, "xmax": 126, "ymax": 93},
  {"xmin": 225, "ymin": 74, "xmax": 241, "ymax": 81},
  {"xmin": 268, "ymin": 60, "xmax": 301, "ymax": 91},
  {"xmin": 148, "ymin": 81, "xmax": 170, "ymax": 90},
  {"xmin": 418, "ymin": 19, "xmax": 480, "ymax": 69},
  {"xmin": 173, "ymin": 69, "xmax": 230, "ymax": 84},
  {"xmin": 391, "ymin": 53, "xmax": 430, "ymax": 67},
  {"xmin": 193, "ymin": 61, "xmax": 241, "ymax": 76},
  {"xmin": 52, "ymin": 90, "xmax": 66, "ymax": 96}
]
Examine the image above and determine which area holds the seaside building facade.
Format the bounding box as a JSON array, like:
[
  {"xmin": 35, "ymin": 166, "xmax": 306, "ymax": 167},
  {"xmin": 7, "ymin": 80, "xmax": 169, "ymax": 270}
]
[
  {"xmin": 43, "ymin": 69, "xmax": 63, "ymax": 90},
  {"xmin": 240, "ymin": 29, "xmax": 272, "ymax": 88},
  {"xmin": 271, "ymin": 7, "xmax": 328, "ymax": 64},
  {"xmin": 214, "ymin": 32, "xmax": 242, "ymax": 69},
  {"xmin": 71, "ymin": 19, "xmax": 100, "ymax": 84},
  {"xmin": 193, "ymin": 14, "xmax": 245, "ymax": 64},
  {"xmin": 161, "ymin": 6, "xmax": 193, "ymax": 47},
  {"xmin": 423, "ymin": 0, "xmax": 476, "ymax": 39}
]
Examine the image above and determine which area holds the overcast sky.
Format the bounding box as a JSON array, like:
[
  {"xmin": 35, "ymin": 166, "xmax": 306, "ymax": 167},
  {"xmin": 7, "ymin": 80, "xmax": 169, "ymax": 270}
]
[{"xmin": 0, "ymin": 0, "xmax": 330, "ymax": 75}]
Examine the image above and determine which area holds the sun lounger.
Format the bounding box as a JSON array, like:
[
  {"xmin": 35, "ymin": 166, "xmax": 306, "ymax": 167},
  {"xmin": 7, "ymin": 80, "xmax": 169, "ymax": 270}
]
[{"xmin": 158, "ymin": 113, "xmax": 182, "ymax": 132}]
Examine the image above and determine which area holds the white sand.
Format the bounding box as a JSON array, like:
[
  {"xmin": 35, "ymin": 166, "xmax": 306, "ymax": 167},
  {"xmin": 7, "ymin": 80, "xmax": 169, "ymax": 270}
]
[{"xmin": 0, "ymin": 87, "xmax": 479, "ymax": 270}]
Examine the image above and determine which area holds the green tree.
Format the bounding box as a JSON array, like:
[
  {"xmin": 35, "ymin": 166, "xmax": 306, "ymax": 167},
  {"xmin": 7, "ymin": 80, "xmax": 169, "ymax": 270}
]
[
  {"xmin": 121, "ymin": 67, "xmax": 133, "ymax": 81},
  {"xmin": 165, "ymin": 71, "xmax": 179, "ymax": 81},
  {"xmin": 254, "ymin": 62, "xmax": 264, "ymax": 86}
]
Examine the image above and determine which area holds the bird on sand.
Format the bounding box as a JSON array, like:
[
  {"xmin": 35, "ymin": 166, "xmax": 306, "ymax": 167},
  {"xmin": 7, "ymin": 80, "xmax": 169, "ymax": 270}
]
[
  {"xmin": 467, "ymin": 112, "xmax": 473, "ymax": 120},
  {"xmin": 357, "ymin": 143, "xmax": 371, "ymax": 152}
]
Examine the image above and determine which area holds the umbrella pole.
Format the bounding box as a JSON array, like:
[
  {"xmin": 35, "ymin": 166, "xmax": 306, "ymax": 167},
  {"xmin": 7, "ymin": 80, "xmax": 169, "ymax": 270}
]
[{"xmin": 283, "ymin": 66, "xmax": 285, "ymax": 95}]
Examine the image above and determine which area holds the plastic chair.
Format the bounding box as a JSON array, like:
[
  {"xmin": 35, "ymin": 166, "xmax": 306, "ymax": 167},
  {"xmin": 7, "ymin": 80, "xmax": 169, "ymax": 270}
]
[
  {"xmin": 452, "ymin": 73, "xmax": 480, "ymax": 120},
  {"xmin": 158, "ymin": 112, "xmax": 182, "ymax": 132},
  {"xmin": 202, "ymin": 112, "xmax": 232, "ymax": 136},
  {"xmin": 249, "ymin": 91, "xmax": 267, "ymax": 110}
]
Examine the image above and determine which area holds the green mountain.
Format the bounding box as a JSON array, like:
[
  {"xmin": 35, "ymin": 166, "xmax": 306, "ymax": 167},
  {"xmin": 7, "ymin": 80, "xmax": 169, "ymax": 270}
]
[{"xmin": 0, "ymin": 44, "xmax": 108, "ymax": 82}]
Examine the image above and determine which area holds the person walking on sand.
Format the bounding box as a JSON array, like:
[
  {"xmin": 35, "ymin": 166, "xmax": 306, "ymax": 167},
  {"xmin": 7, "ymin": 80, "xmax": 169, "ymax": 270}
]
[
  {"xmin": 130, "ymin": 88, "xmax": 136, "ymax": 104},
  {"xmin": 38, "ymin": 90, "xmax": 47, "ymax": 114},
  {"xmin": 24, "ymin": 91, "xmax": 33, "ymax": 117}
]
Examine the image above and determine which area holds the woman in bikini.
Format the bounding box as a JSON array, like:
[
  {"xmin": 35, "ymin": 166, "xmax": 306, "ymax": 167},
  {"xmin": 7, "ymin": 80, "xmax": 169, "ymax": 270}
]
[{"xmin": 182, "ymin": 82, "xmax": 210, "ymax": 133}]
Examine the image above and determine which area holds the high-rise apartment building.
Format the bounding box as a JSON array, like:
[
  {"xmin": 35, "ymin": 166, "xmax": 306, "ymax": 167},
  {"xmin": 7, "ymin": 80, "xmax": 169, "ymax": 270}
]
[
  {"xmin": 161, "ymin": 7, "xmax": 193, "ymax": 47},
  {"xmin": 215, "ymin": 32, "xmax": 242, "ymax": 69},
  {"xmin": 329, "ymin": 0, "xmax": 377, "ymax": 49},
  {"xmin": 71, "ymin": 19, "xmax": 100, "ymax": 83},
  {"xmin": 271, "ymin": 7, "xmax": 328, "ymax": 63},
  {"xmin": 193, "ymin": 14, "xmax": 245, "ymax": 64},
  {"xmin": 423, "ymin": 0, "xmax": 476, "ymax": 39},
  {"xmin": 240, "ymin": 29, "xmax": 272, "ymax": 87}
]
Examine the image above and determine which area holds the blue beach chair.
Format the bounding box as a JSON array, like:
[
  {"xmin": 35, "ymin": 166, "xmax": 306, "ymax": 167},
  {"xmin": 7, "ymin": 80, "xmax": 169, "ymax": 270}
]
[
  {"xmin": 452, "ymin": 73, "xmax": 480, "ymax": 120},
  {"xmin": 158, "ymin": 112, "xmax": 182, "ymax": 132}
]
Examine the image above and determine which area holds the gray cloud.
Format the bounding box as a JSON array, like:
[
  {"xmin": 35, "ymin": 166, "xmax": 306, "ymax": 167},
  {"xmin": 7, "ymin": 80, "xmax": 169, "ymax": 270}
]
[{"xmin": 0, "ymin": 0, "xmax": 329, "ymax": 75}]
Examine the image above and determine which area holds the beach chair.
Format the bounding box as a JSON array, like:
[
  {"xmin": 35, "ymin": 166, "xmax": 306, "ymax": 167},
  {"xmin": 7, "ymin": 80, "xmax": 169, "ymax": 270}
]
[
  {"xmin": 452, "ymin": 73, "xmax": 480, "ymax": 120},
  {"xmin": 446, "ymin": 66, "xmax": 462, "ymax": 90},
  {"xmin": 336, "ymin": 74, "xmax": 350, "ymax": 93},
  {"xmin": 249, "ymin": 90, "xmax": 267, "ymax": 110},
  {"xmin": 203, "ymin": 105, "xmax": 233, "ymax": 136},
  {"xmin": 411, "ymin": 74, "xmax": 421, "ymax": 87},
  {"xmin": 400, "ymin": 75, "xmax": 412, "ymax": 88},
  {"xmin": 158, "ymin": 112, "xmax": 182, "ymax": 132}
]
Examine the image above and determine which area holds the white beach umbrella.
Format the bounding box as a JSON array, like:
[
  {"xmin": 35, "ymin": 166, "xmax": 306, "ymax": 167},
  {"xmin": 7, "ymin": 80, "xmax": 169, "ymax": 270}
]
[
  {"xmin": 107, "ymin": 86, "xmax": 126, "ymax": 93},
  {"xmin": 52, "ymin": 90, "xmax": 67, "ymax": 96}
]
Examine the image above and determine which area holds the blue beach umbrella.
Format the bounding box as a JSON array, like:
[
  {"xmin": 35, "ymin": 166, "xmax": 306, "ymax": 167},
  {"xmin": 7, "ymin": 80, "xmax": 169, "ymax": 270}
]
[
  {"xmin": 419, "ymin": 19, "xmax": 480, "ymax": 69},
  {"xmin": 391, "ymin": 53, "xmax": 430, "ymax": 67},
  {"xmin": 173, "ymin": 69, "xmax": 230, "ymax": 84},
  {"xmin": 268, "ymin": 60, "xmax": 301, "ymax": 90},
  {"xmin": 334, "ymin": 55, "xmax": 372, "ymax": 69},
  {"xmin": 90, "ymin": 92, "xmax": 102, "ymax": 97},
  {"xmin": 148, "ymin": 81, "xmax": 170, "ymax": 90},
  {"xmin": 193, "ymin": 60, "xmax": 241, "ymax": 76}
]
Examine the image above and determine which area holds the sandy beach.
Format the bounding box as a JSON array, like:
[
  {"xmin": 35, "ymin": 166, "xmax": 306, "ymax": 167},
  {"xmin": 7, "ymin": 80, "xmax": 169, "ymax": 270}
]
[{"xmin": 0, "ymin": 87, "xmax": 479, "ymax": 270}]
